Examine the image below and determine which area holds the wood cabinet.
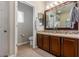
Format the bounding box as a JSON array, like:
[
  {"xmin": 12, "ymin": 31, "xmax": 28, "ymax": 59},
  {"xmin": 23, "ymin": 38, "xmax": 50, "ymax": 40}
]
[
  {"xmin": 62, "ymin": 38, "xmax": 77, "ymax": 57},
  {"xmin": 37, "ymin": 34, "xmax": 43, "ymax": 49},
  {"xmin": 42, "ymin": 35, "xmax": 49, "ymax": 52},
  {"xmin": 37, "ymin": 34, "xmax": 79, "ymax": 57},
  {"xmin": 77, "ymin": 40, "xmax": 79, "ymax": 56},
  {"xmin": 37, "ymin": 34, "xmax": 49, "ymax": 51},
  {"xmin": 50, "ymin": 36, "xmax": 61, "ymax": 56}
]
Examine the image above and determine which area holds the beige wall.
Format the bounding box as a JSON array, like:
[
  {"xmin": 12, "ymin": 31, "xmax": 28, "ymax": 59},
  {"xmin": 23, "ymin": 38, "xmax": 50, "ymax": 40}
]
[
  {"xmin": 26, "ymin": 1, "xmax": 45, "ymax": 48},
  {"xmin": 9, "ymin": 1, "xmax": 16, "ymax": 56},
  {"xmin": 27, "ymin": 1, "xmax": 45, "ymax": 13}
]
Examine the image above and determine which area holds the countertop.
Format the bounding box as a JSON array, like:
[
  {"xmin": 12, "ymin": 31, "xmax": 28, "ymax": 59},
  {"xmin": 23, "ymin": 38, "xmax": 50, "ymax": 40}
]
[{"xmin": 37, "ymin": 31, "xmax": 79, "ymax": 39}]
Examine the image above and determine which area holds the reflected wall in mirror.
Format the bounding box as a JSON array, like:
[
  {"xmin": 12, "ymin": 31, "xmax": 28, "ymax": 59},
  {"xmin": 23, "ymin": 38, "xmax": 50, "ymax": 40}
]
[
  {"xmin": 45, "ymin": 1, "xmax": 78, "ymax": 30},
  {"xmin": 46, "ymin": 8, "xmax": 56, "ymax": 28},
  {"xmin": 56, "ymin": 3, "xmax": 74, "ymax": 28}
]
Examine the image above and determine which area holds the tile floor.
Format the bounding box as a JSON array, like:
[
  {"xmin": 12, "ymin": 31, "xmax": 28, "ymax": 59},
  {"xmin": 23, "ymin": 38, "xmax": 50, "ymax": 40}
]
[{"xmin": 17, "ymin": 44, "xmax": 55, "ymax": 57}]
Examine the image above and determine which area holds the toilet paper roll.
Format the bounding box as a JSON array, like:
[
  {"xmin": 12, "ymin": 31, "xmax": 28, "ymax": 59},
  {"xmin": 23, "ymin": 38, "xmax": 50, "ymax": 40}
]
[{"xmin": 21, "ymin": 34, "xmax": 25, "ymax": 37}]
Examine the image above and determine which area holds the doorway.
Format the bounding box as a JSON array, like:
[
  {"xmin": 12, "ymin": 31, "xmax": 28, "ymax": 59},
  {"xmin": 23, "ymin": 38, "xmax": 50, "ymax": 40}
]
[{"xmin": 16, "ymin": 1, "xmax": 34, "ymax": 56}]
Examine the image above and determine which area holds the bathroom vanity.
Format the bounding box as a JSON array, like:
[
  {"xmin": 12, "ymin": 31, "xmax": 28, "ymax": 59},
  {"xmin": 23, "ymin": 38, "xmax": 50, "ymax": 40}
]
[
  {"xmin": 37, "ymin": 31, "xmax": 79, "ymax": 57},
  {"xmin": 36, "ymin": 1, "xmax": 79, "ymax": 57}
]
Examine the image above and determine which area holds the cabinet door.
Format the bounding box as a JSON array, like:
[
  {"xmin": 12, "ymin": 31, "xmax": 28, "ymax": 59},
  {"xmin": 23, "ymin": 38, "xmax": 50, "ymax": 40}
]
[
  {"xmin": 62, "ymin": 38, "xmax": 77, "ymax": 57},
  {"xmin": 37, "ymin": 34, "xmax": 43, "ymax": 49},
  {"xmin": 43, "ymin": 35, "xmax": 49, "ymax": 52},
  {"xmin": 78, "ymin": 40, "xmax": 79, "ymax": 56},
  {"xmin": 50, "ymin": 36, "xmax": 60, "ymax": 56}
]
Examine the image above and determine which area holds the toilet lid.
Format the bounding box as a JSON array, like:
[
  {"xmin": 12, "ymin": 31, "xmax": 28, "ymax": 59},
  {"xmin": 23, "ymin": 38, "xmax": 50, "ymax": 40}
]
[{"xmin": 29, "ymin": 36, "xmax": 33, "ymax": 40}]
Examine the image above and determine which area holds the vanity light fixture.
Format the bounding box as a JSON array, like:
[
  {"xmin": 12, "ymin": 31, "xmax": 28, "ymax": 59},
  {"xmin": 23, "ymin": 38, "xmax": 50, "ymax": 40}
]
[
  {"xmin": 54, "ymin": 2, "xmax": 59, "ymax": 5},
  {"xmin": 46, "ymin": 1, "xmax": 67, "ymax": 10},
  {"xmin": 50, "ymin": 3, "xmax": 54, "ymax": 7},
  {"xmin": 46, "ymin": 5, "xmax": 50, "ymax": 10}
]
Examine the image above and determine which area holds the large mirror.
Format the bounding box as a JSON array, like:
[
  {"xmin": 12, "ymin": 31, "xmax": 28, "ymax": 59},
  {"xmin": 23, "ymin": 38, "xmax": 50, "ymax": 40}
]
[{"xmin": 45, "ymin": 2, "xmax": 78, "ymax": 30}]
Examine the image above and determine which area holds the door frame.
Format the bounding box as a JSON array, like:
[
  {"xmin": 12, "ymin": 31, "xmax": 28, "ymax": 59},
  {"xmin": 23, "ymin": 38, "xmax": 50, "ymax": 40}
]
[{"xmin": 15, "ymin": 1, "xmax": 36, "ymax": 56}]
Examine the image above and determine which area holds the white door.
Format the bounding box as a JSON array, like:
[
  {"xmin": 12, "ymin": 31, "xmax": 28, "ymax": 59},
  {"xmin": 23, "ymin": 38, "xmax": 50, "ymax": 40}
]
[{"xmin": 0, "ymin": 2, "xmax": 9, "ymax": 57}]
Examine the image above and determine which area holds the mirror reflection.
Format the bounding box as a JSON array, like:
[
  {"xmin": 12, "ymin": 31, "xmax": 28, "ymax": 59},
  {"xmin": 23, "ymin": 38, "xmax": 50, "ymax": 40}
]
[{"xmin": 46, "ymin": 2, "xmax": 78, "ymax": 29}]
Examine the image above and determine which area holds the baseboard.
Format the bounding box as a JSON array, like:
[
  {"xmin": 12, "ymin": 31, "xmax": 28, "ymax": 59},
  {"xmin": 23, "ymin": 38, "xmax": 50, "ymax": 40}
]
[
  {"xmin": 8, "ymin": 54, "xmax": 15, "ymax": 57},
  {"xmin": 17, "ymin": 41, "xmax": 29, "ymax": 46}
]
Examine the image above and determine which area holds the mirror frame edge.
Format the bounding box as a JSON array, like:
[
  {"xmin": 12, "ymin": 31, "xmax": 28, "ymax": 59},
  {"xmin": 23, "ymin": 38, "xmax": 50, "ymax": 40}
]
[{"xmin": 44, "ymin": 10, "xmax": 78, "ymax": 30}]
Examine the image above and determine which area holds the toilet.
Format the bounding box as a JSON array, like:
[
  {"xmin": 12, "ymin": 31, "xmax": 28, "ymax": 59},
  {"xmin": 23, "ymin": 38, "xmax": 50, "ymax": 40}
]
[{"xmin": 28, "ymin": 36, "xmax": 33, "ymax": 46}]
